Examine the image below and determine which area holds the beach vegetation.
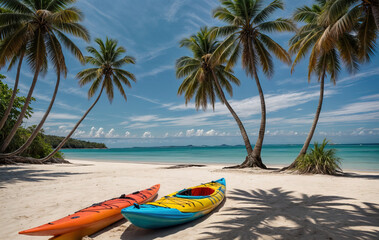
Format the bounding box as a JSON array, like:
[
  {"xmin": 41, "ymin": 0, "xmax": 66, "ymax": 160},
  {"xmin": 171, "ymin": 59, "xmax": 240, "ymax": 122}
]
[
  {"xmin": 45, "ymin": 135, "xmax": 107, "ymax": 149},
  {"xmin": 0, "ymin": 79, "xmax": 63, "ymax": 162},
  {"xmin": 176, "ymin": 27, "xmax": 254, "ymax": 164},
  {"xmin": 0, "ymin": 0, "xmax": 90, "ymax": 154},
  {"xmin": 283, "ymin": 0, "xmax": 359, "ymax": 171},
  {"xmin": 212, "ymin": 0, "xmax": 295, "ymax": 168},
  {"xmin": 295, "ymin": 139, "xmax": 342, "ymax": 175},
  {"xmin": 42, "ymin": 37, "xmax": 136, "ymax": 162}
]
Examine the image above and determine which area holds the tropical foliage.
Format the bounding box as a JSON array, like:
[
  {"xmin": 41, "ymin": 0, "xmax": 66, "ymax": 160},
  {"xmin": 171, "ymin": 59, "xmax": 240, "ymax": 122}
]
[
  {"xmin": 45, "ymin": 135, "xmax": 107, "ymax": 149},
  {"xmin": 321, "ymin": 0, "xmax": 378, "ymax": 61},
  {"xmin": 0, "ymin": 0, "xmax": 90, "ymax": 153},
  {"xmin": 0, "ymin": 79, "xmax": 63, "ymax": 159},
  {"xmin": 0, "ymin": 78, "xmax": 34, "ymax": 145},
  {"xmin": 296, "ymin": 139, "xmax": 342, "ymax": 175},
  {"xmin": 176, "ymin": 27, "xmax": 254, "ymax": 156},
  {"xmin": 212, "ymin": 0, "xmax": 295, "ymax": 168}
]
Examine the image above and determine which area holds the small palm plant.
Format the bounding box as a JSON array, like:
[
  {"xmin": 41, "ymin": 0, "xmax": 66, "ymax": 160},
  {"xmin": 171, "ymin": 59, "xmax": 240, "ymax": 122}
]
[{"xmin": 296, "ymin": 139, "xmax": 342, "ymax": 175}]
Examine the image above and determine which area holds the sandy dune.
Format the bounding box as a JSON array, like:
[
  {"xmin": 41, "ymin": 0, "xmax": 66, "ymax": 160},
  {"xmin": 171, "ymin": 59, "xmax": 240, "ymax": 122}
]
[{"xmin": 1, "ymin": 160, "xmax": 379, "ymax": 240}]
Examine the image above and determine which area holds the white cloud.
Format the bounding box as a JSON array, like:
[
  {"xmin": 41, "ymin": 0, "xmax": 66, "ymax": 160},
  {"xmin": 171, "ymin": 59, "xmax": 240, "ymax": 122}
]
[
  {"xmin": 129, "ymin": 94, "xmax": 173, "ymax": 108},
  {"xmin": 205, "ymin": 129, "xmax": 216, "ymax": 136},
  {"xmin": 125, "ymin": 131, "xmax": 131, "ymax": 137},
  {"xmin": 165, "ymin": 1, "xmax": 187, "ymax": 22},
  {"xmin": 142, "ymin": 131, "xmax": 152, "ymax": 138},
  {"xmin": 129, "ymin": 115, "xmax": 158, "ymax": 122},
  {"xmin": 322, "ymin": 101, "xmax": 379, "ymax": 117},
  {"xmin": 61, "ymin": 87, "xmax": 87, "ymax": 98},
  {"xmin": 89, "ymin": 127, "xmax": 96, "ymax": 137},
  {"xmin": 73, "ymin": 130, "xmax": 86, "ymax": 137},
  {"xmin": 186, "ymin": 129, "xmax": 195, "ymax": 137},
  {"xmin": 137, "ymin": 65, "xmax": 174, "ymax": 79},
  {"xmin": 105, "ymin": 128, "xmax": 118, "ymax": 138},
  {"xmin": 175, "ymin": 131, "xmax": 184, "ymax": 137},
  {"xmin": 359, "ymin": 94, "xmax": 379, "ymax": 101},
  {"xmin": 195, "ymin": 129, "xmax": 204, "ymax": 136},
  {"xmin": 95, "ymin": 128, "xmax": 104, "ymax": 138}
]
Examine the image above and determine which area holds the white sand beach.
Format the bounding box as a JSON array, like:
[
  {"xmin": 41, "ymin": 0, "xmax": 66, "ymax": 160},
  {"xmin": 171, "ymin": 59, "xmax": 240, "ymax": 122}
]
[{"xmin": 1, "ymin": 159, "xmax": 379, "ymax": 240}]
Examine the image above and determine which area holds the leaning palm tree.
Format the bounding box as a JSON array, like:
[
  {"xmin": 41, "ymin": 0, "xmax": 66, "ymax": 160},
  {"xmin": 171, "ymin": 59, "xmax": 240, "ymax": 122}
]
[
  {"xmin": 42, "ymin": 37, "xmax": 136, "ymax": 161},
  {"xmin": 212, "ymin": 0, "xmax": 295, "ymax": 168},
  {"xmin": 177, "ymin": 27, "xmax": 254, "ymax": 159},
  {"xmin": 283, "ymin": 0, "xmax": 359, "ymax": 170},
  {"xmin": 0, "ymin": 0, "xmax": 89, "ymax": 153}
]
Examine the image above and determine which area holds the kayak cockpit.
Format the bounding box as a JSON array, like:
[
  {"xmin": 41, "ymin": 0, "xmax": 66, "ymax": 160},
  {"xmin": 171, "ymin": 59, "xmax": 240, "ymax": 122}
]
[{"xmin": 176, "ymin": 187, "xmax": 215, "ymax": 199}]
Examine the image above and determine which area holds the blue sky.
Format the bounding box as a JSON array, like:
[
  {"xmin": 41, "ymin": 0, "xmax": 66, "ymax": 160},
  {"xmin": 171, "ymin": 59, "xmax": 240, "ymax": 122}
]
[{"xmin": 2, "ymin": 0, "xmax": 379, "ymax": 147}]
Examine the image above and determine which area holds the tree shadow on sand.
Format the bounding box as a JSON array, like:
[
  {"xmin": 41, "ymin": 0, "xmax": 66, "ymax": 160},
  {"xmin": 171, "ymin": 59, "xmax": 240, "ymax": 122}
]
[
  {"xmin": 200, "ymin": 188, "xmax": 379, "ymax": 240},
  {"xmin": 116, "ymin": 199, "xmax": 226, "ymax": 240},
  {"xmin": 0, "ymin": 166, "xmax": 88, "ymax": 187}
]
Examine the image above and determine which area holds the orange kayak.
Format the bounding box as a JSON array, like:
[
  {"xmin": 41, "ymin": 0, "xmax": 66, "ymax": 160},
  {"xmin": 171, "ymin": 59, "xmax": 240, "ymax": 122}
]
[{"xmin": 19, "ymin": 184, "xmax": 160, "ymax": 239}]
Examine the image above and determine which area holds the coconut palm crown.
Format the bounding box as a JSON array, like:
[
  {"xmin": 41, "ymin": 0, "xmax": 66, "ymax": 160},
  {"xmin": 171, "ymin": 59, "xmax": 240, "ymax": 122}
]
[
  {"xmin": 177, "ymin": 27, "xmax": 240, "ymax": 110},
  {"xmin": 0, "ymin": 0, "xmax": 90, "ymax": 74},
  {"xmin": 77, "ymin": 37, "xmax": 136, "ymax": 102}
]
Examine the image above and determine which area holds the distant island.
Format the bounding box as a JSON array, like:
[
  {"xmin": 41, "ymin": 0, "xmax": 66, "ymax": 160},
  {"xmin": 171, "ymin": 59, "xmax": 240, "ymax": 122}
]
[{"xmin": 45, "ymin": 135, "xmax": 107, "ymax": 149}]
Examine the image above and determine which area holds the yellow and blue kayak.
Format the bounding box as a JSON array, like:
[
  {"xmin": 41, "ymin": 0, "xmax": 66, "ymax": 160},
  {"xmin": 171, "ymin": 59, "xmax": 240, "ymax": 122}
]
[{"xmin": 121, "ymin": 178, "xmax": 226, "ymax": 229}]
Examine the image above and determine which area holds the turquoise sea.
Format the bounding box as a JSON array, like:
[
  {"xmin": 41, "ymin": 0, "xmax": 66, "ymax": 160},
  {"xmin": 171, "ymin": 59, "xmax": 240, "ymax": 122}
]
[{"xmin": 61, "ymin": 144, "xmax": 379, "ymax": 172}]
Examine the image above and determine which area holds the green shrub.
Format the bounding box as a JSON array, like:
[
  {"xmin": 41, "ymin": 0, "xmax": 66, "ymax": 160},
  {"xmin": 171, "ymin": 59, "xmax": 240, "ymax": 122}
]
[
  {"xmin": 296, "ymin": 139, "xmax": 342, "ymax": 175},
  {"xmin": 1, "ymin": 78, "xmax": 63, "ymax": 160}
]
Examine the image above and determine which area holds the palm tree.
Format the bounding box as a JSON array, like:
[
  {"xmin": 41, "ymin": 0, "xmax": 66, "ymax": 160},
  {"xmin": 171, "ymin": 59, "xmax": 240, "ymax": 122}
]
[
  {"xmin": 212, "ymin": 0, "xmax": 294, "ymax": 168},
  {"xmin": 283, "ymin": 0, "xmax": 359, "ymax": 170},
  {"xmin": 177, "ymin": 27, "xmax": 254, "ymax": 158},
  {"xmin": 42, "ymin": 37, "xmax": 136, "ymax": 161},
  {"xmin": 320, "ymin": 0, "xmax": 378, "ymax": 62},
  {"xmin": 0, "ymin": 0, "xmax": 89, "ymax": 153}
]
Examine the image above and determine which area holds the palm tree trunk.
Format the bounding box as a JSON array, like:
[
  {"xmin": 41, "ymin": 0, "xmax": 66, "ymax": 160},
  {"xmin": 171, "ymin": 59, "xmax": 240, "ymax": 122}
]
[
  {"xmin": 283, "ymin": 71, "xmax": 326, "ymax": 171},
  {"xmin": 0, "ymin": 53, "xmax": 24, "ymax": 131},
  {"xmin": 0, "ymin": 65, "xmax": 40, "ymax": 153},
  {"xmin": 371, "ymin": 0, "xmax": 379, "ymax": 30},
  {"xmin": 3, "ymin": 73, "xmax": 61, "ymax": 157},
  {"xmin": 211, "ymin": 70, "xmax": 253, "ymax": 155},
  {"xmin": 41, "ymin": 84, "xmax": 105, "ymax": 162},
  {"xmin": 243, "ymin": 70, "xmax": 267, "ymax": 169}
]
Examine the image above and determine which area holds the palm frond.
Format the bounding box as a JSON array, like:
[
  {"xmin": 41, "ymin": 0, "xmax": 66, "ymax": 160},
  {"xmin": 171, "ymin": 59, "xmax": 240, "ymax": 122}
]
[
  {"xmin": 112, "ymin": 75, "xmax": 127, "ymax": 100},
  {"xmin": 254, "ymin": 38, "xmax": 274, "ymax": 78},
  {"xmin": 253, "ymin": 0, "xmax": 284, "ymax": 24},
  {"xmin": 259, "ymin": 33, "xmax": 291, "ymax": 65},
  {"xmin": 257, "ymin": 18, "xmax": 296, "ymax": 33},
  {"xmin": 0, "ymin": 0, "xmax": 33, "ymax": 13},
  {"xmin": 54, "ymin": 22, "xmax": 90, "ymax": 42}
]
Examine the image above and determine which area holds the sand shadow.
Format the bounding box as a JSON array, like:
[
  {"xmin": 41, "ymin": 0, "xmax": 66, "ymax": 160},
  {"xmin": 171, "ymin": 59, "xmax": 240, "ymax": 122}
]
[
  {"xmin": 199, "ymin": 188, "xmax": 379, "ymax": 239},
  {"xmin": 339, "ymin": 172, "xmax": 379, "ymax": 180},
  {"xmin": 118, "ymin": 198, "xmax": 226, "ymax": 240},
  {"xmin": 0, "ymin": 166, "xmax": 88, "ymax": 187}
]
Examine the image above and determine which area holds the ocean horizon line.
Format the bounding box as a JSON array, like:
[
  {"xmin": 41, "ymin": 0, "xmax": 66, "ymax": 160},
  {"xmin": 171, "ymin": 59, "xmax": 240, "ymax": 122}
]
[{"xmin": 65, "ymin": 142, "xmax": 379, "ymax": 150}]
